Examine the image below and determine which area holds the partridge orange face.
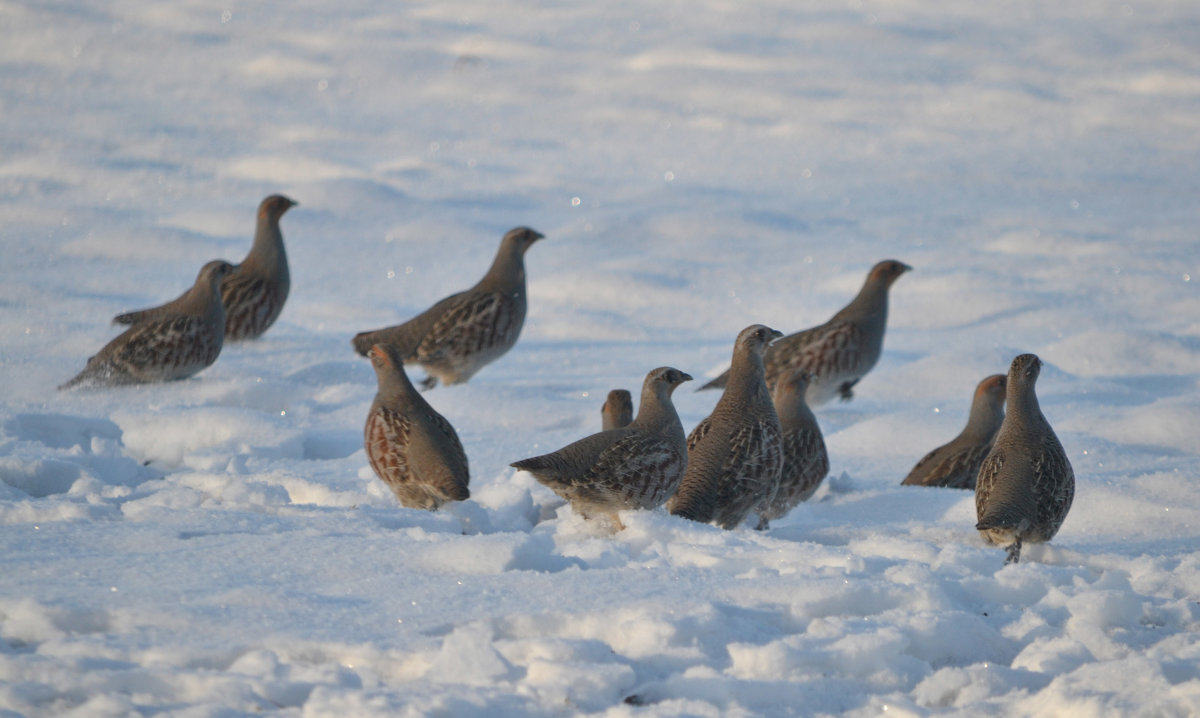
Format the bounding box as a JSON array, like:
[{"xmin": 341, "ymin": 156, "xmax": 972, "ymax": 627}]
[
  {"xmin": 369, "ymin": 344, "xmax": 394, "ymax": 371},
  {"xmin": 869, "ymin": 259, "xmax": 912, "ymax": 286},
  {"xmin": 977, "ymin": 374, "xmax": 1007, "ymax": 399}
]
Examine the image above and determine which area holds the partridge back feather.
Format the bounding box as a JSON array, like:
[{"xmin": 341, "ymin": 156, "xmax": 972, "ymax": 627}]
[
  {"xmin": 902, "ymin": 374, "xmax": 1006, "ymax": 490},
  {"xmin": 352, "ymin": 227, "xmax": 544, "ymax": 388},
  {"xmin": 700, "ymin": 260, "xmax": 910, "ymax": 406},
  {"xmin": 757, "ymin": 371, "xmax": 829, "ymax": 528},
  {"xmin": 61, "ymin": 260, "xmax": 234, "ymax": 389},
  {"xmin": 974, "ymin": 354, "xmax": 1074, "ymax": 563},
  {"xmin": 511, "ymin": 367, "xmax": 691, "ymax": 526},
  {"xmin": 669, "ymin": 325, "xmax": 784, "ymax": 529},
  {"xmin": 363, "ymin": 344, "xmax": 470, "ymax": 509}
]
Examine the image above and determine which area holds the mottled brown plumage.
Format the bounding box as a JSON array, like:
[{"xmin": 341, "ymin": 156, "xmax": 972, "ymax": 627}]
[
  {"xmin": 601, "ymin": 389, "xmax": 634, "ymax": 431},
  {"xmin": 902, "ymin": 374, "xmax": 1006, "ymax": 490},
  {"xmin": 60, "ymin": 260, "xmax": 235, "ymax": 389},
  {"xmin": 222, "ymin": 195, "xmax": 296, "ymax": 340},
  {"xmin": 352, "ymin": 226, "xmax": 544, "ymax": 388},
  {"xmin": 975, "ymin": 354, "xmax": 1074, "ymax": 564},
  {"xmin": 364, "ymin": 343, "xmax": 470, "ymax": 509},
  {"xmin": 113, "ymin": 196, "xmax": 296, "ymax": 341},
  {"xmin": 669, "ymin": 325, "xmax": 784, "ymax": 530},
  {"xmin": 510, "ymin": 367, "xmax": 692, "ymax": 529},
  {"xmin": 756, "ymin": 371, "xmax": 829, "ymax": 529},
  {"xmin": 700, "ymin": 260, "xmax": 910, "ymax": 405}
]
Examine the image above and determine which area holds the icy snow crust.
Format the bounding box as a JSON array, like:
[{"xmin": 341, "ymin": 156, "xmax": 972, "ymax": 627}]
[{"xmin": 3, "ymin": 0, "xmax": 1200, "ymax": 715}]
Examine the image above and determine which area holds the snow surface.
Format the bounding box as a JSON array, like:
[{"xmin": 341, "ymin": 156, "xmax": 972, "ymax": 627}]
[{"xmin": 3, "ymin": 0, "xmax": 1200, "ymax": 715}]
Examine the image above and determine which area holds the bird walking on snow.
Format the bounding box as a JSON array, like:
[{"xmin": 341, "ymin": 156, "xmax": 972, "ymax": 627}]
[
  {"xmin": 699, "ymin": 260, "xmax": 911, "ymax": 406},
  {"xmin": 669, "ymin": 325, "xmax": 784, "ymax": 530},
  {"xmin": 363, "ymin": 343, "xmax": 470, "ymax": 510},
  {"xmin": 352, "ymin": 226, "xmax": 545, "ymax": 389},
  {"xmin": 902, "ymin": 374, "xmax": 1006, "ymax": 490},
  {"xmin": 60, "ymin": 260, "xmax": 235, "ymax": 389},
  {"xmin": 601, "ymin": 389, "xmax": 634, "ymax": 431},
  {"xmin": 511, "ymin": 367, "xmax": 692, "ymax": 530},
  {"xmin": 975, "ymin": 354, "xmax": 1074, "ymax": 564},
  {"xmin": 113, "ymin": 195, "xmax": 296, "ymax": 341},
  {"xmin": 755, "ymin": 371, "xmax": 829, "ymax": 530}
]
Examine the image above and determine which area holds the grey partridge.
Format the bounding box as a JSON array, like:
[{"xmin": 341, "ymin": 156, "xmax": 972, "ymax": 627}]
[
  {"xmin": 363, "ymin": 343, "xmax": 470, "ymax": 509},
  {"xmin": 60, "ymin": 260, "xmax": 234, "ymax": 389},
  {"xmin": 601, "ymin": 389, "xmax": 634, "ymax": 431},
  {"xmin": 756, "ymin": 370, "xmax": 829, "ymax": 529},
  {"xmin": 975, "ymin": 354, "xmax": 1074, "ymax": 564},
  {"xmin": 700, "ymin": 260, "xmax": 910, "ymax": 406},
  {"xmin": 902, "ymin": 374, "xmax": 1006, "ymax": 490},
  {"xmin": 352, "ymin": 226, "xmax": 544, "ymax": 388},
  {"xmin": 669, "ymin": 325, "xmax": 784, "ymax": 530},
  {"xmin": 510, "ymin": 367, "xmax": 692, "ymax": 529},
  {"xmin": 114, "ymin": 195, "xmax": 296, "ymax": 342}
]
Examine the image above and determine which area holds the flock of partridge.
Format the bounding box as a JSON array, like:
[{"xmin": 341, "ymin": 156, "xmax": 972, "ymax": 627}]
[{"xmin": 60, "ymin": 195, "xmax": 1075, "ymax": 564}]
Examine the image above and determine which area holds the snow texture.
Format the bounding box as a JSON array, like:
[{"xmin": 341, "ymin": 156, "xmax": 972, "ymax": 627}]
[{"xmin": 2, "ymin": 0, "xmax": 1200, "ymax": 715}]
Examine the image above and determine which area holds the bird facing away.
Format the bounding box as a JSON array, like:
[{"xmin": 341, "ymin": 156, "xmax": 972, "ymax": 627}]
[
  {"xmin": 901, "ymin": 374, "xmax": 1007, "ymax": 490},
  {"xmin": 113, "ymin": 195, "xmax": 296, "ymax": 341},
  {"xmin": 510, "ymin": 367, "xmax": 692, "ymax": 530},
  {"xmin": 351, "ymin": 226, "xmax": 545, "ymax": 389},
  {"xmin": 755, "ymin": 371, "xmax": 829, "ymax": 530},
  {"xmin": 601, "ymin": 389, "xmax": 634, "ymax": 431},
  {"xmin": 363, "ymin": 343, "xmax": 470, "ymax": 510},
  {"xmin": 700, "ymin": 260, "xmax": 911, "ymax": 406},
  {"xmin": 60, "ymin": 260, "xmax": 235, "ymax": 389},
  {"xmin": 669, "ymin": 325, "xmax": 784, "ymax": 530},
  {"xmin": 975, "ymin": 354, "xmax": 1074, "ymax": 564}
]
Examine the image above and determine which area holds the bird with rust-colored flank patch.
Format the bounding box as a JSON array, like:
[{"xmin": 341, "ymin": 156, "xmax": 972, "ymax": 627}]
[
  {"xmin": 114, "ymin": 195, "xmax": 296, "ymax": 341},
  {"xmin": 902, "ymin": 374, "xmax": 1006, "ymax": 490},
  {"xmin": 511, "ymin": 367, "xmax": 692, "ymax": 530},
  {"xmin": 700, "ymin": 260, "xmax": 911, "ymax": 406},
  {"xmin": 601, "ymin": 389, "xmax": 634, "ymax": 431},
  {"xmin": 669, "ymin": 325, "xmax": 784, "ymax": 530},
  {"xmin": 363, "ymin": 343, "xmax": 470, "ymax": 510},
  {"xmin": 352, "ymin": 226, "xmax": 545, "ymax": 389},
  {"xmin": 60, "ymin": 260, "xmax": 235, "ymax": 390},
  {"xmin": 975, "ymin": 354, "xmax": 1074, "ymax": 564},
  {"xmin": 755, "ymin": 370, "xmax": 829, "ymax": 530}
]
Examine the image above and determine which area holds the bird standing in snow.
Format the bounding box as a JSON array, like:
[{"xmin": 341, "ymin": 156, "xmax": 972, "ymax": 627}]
[
  {"xmin": 755, "ymin": 370, "xmax": 829, "ymax": 529},
  {"xmin": 700, "ymin": 259, "xmax": 911, "ymax": 406},
  {"xmin": 975, "ymin": 354, "xmax": 1074, "ymax": 564},
  {"xmin": 352, "ymin": 226, "xmax": 545, "ymax": 389},
  {"xmin": 220, "ymin": 194, "xmax": 297, "ymax": 341},
  {"xmin": 60, "ymin": 260, "xmax": 235, "ymax": 389},
  {"xmin": 902, "ymin": 374, "xmax": 1006, "ymax": 490},
  {"xmin": 511, "ymin": 367, "xmax": 692, "ymax": 530},
  {"xmin": 112, "ymin": 195, "xmax": 296, "ymax": 342},
  {"xmin": 669, "ymin": 325, "xmax": 784, "ymax": 530},
  {"xmin": 601, "ymin": 389, "xmax": 634, "ymax": 431},
  {"xmin": 363, "ymin": 343, "xmax": 470, "ymax": 510}
]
